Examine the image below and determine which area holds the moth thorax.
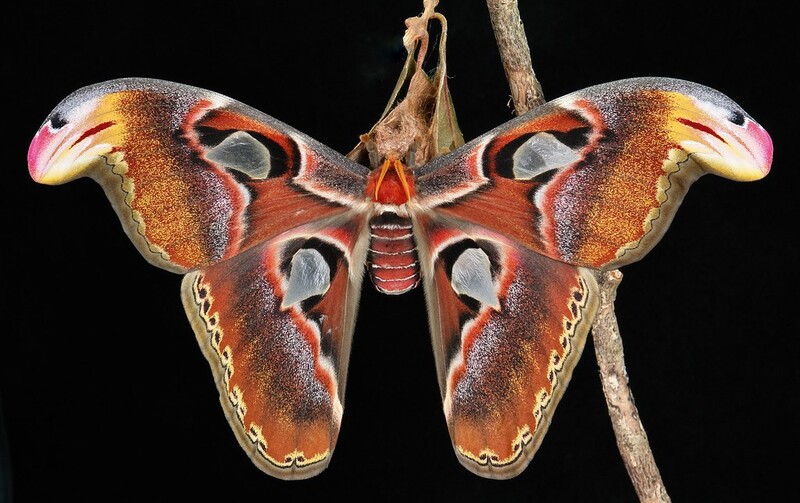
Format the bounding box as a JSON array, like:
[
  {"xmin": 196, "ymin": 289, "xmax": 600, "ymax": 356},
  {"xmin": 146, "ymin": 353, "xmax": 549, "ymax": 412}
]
[
  {"xmin": 366, "ymin": 157, "xmax": 416, "ymax": 205},
  {"xmin": 366, "ymin": 212, "xmax": 420, "ymax": 295}
]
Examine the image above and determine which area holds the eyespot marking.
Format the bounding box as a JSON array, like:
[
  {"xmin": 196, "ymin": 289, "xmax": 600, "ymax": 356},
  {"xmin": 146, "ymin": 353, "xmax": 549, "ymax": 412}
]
[
  {"xmin": 206, "ymin": 131, "xmax": 272, "ymax": 179},
  {"xmin": 512, "ymin": 132, "xmax": 581, "ymax": 180},
  {"xmin": 450, "ymin": 248, "xmax": 500, "ymax": 309},
  {"xmin": 282, "ymin": 248, "xmax": 331, "ymax": 308}
]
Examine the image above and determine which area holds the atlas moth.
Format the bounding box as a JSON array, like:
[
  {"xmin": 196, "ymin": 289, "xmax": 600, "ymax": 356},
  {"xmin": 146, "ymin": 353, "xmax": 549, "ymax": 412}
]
[{"xmin": 27, "ymin": 75, "xmax": 772, "ymax": 480}]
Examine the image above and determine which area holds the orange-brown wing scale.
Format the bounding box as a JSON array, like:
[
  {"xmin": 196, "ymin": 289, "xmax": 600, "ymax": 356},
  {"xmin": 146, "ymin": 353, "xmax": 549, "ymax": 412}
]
[
  {"xmin": 28, "ymin": 78, "xmax": 369, "ymax": 272},
  {"xmin": 415, "ymin": 77, "xmax": 772, "ymax": 270},
  {"xmin": 182, "ymin": 216, "xmax": 368, "ymax": 479}
]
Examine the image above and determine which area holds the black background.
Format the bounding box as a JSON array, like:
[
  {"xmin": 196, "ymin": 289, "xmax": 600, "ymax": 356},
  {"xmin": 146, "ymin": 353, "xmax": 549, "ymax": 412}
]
[{"xmin": 3, "ymin": 1, "xmax": 796, "ymax": 501}]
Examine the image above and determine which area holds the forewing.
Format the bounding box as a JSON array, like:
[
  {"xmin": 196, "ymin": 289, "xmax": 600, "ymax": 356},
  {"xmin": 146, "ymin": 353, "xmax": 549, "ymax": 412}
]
[
  {"xmin": 181, "ymin": 214, "xmax": 369, "ymax": 479},
  {"xmin": 414, "ymin": 77, "xmax": 772, "ymax": 270},
  {"xmin": 28, "ymin": 78, "xmax": 370, "ymax": 272}
]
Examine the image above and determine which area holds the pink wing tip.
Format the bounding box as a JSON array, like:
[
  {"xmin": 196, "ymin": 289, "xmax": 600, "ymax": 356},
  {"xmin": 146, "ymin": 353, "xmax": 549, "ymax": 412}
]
[
  {"xmin": 748, "ymin": 120, "xmax": 773, "ymax": 176},
  {"xmin": 28, "ymin": 124, "xmax": 54, "ymax": 181}
]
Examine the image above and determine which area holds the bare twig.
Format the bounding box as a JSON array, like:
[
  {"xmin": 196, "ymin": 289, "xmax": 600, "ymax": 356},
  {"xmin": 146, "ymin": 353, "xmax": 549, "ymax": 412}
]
[
  {"xmin": 592, "ymin": 271, "xmax": 671, "ymax": 503},
  {"xmin": 485, "ymin": 2, "xmax": 670, "ymax": 501},
  {"xmin": 485, "ymin": 0, "xmax": 544, "ymax": 114}
]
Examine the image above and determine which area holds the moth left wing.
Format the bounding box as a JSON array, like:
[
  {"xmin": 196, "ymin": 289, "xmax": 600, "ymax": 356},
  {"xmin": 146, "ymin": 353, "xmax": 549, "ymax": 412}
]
[
  {"xmin": 182, "ymin": 214, "xmax": 369, "ymax": 479},
  {"xmin": 27, "ymin": 78, "xmax": 373, "ymax": 480},
  {"xmin": 414, "ymin": 77, "xmax": 772, "ymax": 270},
  {"xmin": 28, "ymin": 78, "xmax": 370, "ymax": 272}
]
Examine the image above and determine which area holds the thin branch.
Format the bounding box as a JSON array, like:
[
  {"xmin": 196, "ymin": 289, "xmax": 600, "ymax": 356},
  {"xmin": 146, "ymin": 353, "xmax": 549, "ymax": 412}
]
[
  {"xmin": 485, "ymin": 0, "xmax": 544, "ymax": 114},
  {"xmin": 592, "ymin": 271, "xmax": 671, "ymax": 503},
  {"xmin": 485, "ymin": 2, "xmax": 670, "ymax": 501}
]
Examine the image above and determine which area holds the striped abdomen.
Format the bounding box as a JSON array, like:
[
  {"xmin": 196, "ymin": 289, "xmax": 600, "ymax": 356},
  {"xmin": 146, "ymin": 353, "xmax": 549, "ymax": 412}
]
[{"xmin": 367, "ymin": 212, "xmax": 420, "ymax": 295}]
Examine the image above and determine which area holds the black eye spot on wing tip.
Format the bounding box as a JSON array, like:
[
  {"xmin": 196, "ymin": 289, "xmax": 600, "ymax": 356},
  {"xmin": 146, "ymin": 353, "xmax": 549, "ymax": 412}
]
[
  {"xmin": 49, "ymin": 113, "xmax": 68, "ymax": 130},
  {"xmin": 728, "ymin": 109, "xmax": 746, "ymax": 126}
]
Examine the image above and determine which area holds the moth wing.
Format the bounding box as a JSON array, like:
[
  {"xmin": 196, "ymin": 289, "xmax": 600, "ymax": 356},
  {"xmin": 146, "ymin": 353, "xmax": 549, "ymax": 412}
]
[
  {"xmin": 182, "ymin": 214, "xmax": 369, "ymax": 479},
  {"xmin": 414, "ymin": 77, "xmax": 772, "ymax": 270},
  {"xmin": 28, "ymin": 77, "xmax": 370, "ymax": 272},
  {"xmin": 28, "ymin": 78, "xmax": 373, "ymax": 479}
]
